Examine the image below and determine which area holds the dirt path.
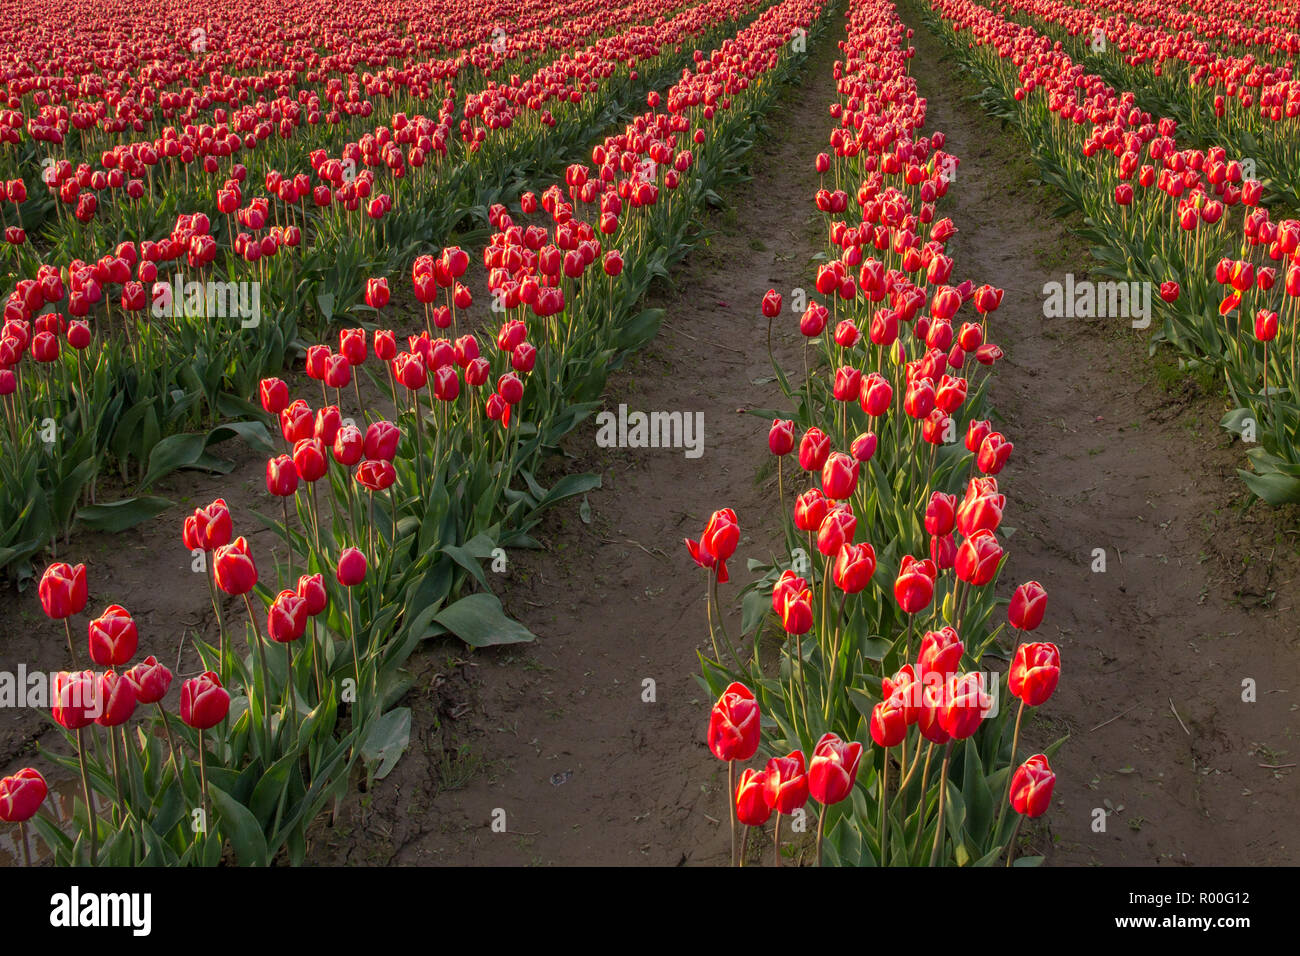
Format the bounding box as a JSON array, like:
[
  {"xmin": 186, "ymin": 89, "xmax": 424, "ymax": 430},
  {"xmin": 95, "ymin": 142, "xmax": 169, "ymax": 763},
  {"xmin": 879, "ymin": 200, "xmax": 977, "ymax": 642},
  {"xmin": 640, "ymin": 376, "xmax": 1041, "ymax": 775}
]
[
  {"xmin": 899, "ymin": 7, "xmax": 1300, "ymax": 865},
  {"xmin": 314, "ymin": 31, "xmax": 844, "ymax": 866}
]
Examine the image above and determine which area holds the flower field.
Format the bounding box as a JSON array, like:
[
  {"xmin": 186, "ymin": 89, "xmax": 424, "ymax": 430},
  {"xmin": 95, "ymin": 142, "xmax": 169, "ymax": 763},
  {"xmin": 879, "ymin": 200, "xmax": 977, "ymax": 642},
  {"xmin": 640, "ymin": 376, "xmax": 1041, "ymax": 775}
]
[{"xmin": 0, "ymin": 0, "xmax": 1296, "ymax": 881}]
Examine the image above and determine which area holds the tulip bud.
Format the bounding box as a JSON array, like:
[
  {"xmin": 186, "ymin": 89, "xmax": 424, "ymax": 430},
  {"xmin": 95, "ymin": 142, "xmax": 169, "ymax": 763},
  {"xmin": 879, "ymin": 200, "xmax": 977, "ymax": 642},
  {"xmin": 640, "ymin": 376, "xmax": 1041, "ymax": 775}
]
[{"xmin": 337, "ymin": 547, "xmax": 367, "ymax": 587}]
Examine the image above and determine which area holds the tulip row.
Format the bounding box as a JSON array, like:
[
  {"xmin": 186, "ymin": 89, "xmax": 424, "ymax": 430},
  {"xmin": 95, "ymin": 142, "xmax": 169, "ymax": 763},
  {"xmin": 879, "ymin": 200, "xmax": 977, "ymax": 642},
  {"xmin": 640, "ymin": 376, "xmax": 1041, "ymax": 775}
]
[
  {"xmin": 917, "ymin": 0, "xmax": 1300, "ymax": 505},
  {"xmin": 987, "ymin": 0, "xmax": 1300, "ymax": 211},
  {"xmin": 693, "ymin": 0, "xmax": 1063, "ymax": 866},
  {"xmin": 0, "ymin": 0, "xmax": 782, "ymax": 578},
  {"xmin": 1, "ymin": 0, "xmax": 830, "ymax": 866}
]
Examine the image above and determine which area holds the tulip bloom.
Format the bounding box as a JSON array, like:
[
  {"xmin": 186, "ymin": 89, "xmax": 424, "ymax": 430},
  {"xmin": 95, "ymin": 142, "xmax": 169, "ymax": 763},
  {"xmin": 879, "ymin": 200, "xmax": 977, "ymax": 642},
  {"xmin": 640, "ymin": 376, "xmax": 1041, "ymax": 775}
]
[
  {"xmin": 833, "ymin": 541, "xmax": 876, "ymax": 594},
  {"xmin": 761, "ymin": 289, "xmax": 783, "ymax": 318},
  {"xmin": 297, "ymin": 574, "xmax": 328, "ymax": 616},
  {"xmin": 708, "ymin": 682, "xmax": 760, "ymax": 762},
  {"xmin": 180, "ymin": 672, "xmax": 231, "ymax": 729},
  {"xmin": 268, "ymin": 589, "xmax": 309, "ymax": 644},
  {"xmin": 1009, "ymin": 642, "xmax": 1061, "ymax": 707},
  {"xmin": 87, "ymin": 605, "xmax": 138, "ymax": 667},
  {"xmin": 894, "ymin": 556, "xmax": 936, "ymax": 614},
  {"xmin": 39, "ymin": 562, "xmax": 88, "ymax": 620},
  {"xmin": 918, "ymin": 626, "xmax": 964, "ymax": 680},
  {"xmin": 939, "ymin": 672, "xmax": 991, "ymax": 740},
  {"xmin": 1009, "ymin": 754, "xmax": 1055, "ymax": 818},
  {"xmin": 1009, "ymin": 581, "xmax": 1047, "ymax": 631},
  {"xmin": 955, "ymin": 529, "xmax": 1003, "ymax": 586},
  {"xmin": 775, "ymin": 575, "xmax": 814, "ymax": 635},
  {"xmin": 0, "ymin": 768, "xmax": 47, "ymax": 824},
  {"xmin": 768, "ymin": 419, "xmax": 795, "ymax": 456},
  {"xmin": 214, "ymin": 537, "xmax": 258, "ymax": 595},
  {"xmin": 763, "ymin": 751, "xmax": 809, "ymax": 816},
  {"xmin": 793, "ymin": 488, "xmax": 829, "ymax": 532},
  {"xmin": 124, "ymin": 656, "xmax": 173, "ymax": 704},
  {"xmin": 51, "ymin": 670, "xmax": 100, "ymax": 729},
  {"xmin": 95, "ymin": 670, "xmax": 138, "ymax": 727},
  {"xmin": 266, "ymin": 454, "xmax": 299, "ymax": 497},
  {"xmin": 808, "ymin": 733, "xmax": 862, "ymax": 806},
  {"xmin": 875, "ymin": 684, "xmax": 912, "ymax": 743},
  {"xmin": 821, "ymin": 453, "xmax": 858, "ymax": 500},
  {"xmin": 735, "ymin": 769, "xmax": 772, "ymax": 827},
  {"xmin": 798, "ymin": 427, "xmax": 831, "ymax": 472}
]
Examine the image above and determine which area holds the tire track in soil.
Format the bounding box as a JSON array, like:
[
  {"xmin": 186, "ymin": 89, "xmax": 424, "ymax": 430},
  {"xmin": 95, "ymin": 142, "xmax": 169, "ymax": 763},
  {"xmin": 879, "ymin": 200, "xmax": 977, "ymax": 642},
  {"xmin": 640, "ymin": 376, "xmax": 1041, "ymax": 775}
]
[
  {"xmin": 316, "ymin": 28, "xmax": 845, "ymax": 866},
  {"xmin": 900, "ymin": 8, "xmax": 1300, "ymax": 865}
]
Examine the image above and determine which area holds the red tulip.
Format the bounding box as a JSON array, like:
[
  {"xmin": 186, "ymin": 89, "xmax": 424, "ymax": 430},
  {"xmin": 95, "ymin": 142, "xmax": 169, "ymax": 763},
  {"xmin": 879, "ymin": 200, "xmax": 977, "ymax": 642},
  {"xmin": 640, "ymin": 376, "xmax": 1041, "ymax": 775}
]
[
  {"xmin": 776, "ymin": 574, "xmax": 814, "ymax": 635},
  {"xmin": 337, "ymin": 547, "xmax": 367, "ymax": 587},
  {"xmin": 798, "ymin": 427, "xmax": 831, "ymax": 472},
  {"xmin": 955, "ymin": 529, "xmax": 1003, "ymax": 586},
  {"xmin": 293, "ymin": 437, "xmax": 328, "ymax": 482},
  {"xmin": 356, "ymin": 458, "xmax": 397, "ymax": 491},
  {"xmin": 1010, "ymin": 642, "xmax": 1061, "ymax": 707},
  {"xmin": 1008, "ymin": 580, "xmax": 1047, "ymax": 631},
  {"xmin": 189, "ymin": 498, "xmax": 233, "ymax": 551},
  {"xmin": 0, "ymin": 768, "xmax": 47, "ymax": 823},
  {"xmin": 850, "ymin": 431, "xmax": 877, "ymax": 462},
  {"xmin": 365, "ymin": 277, "xmax": 390, "ymax": 310},
  {"xmin": 768, "ymin": 419, "xmax": 795, "ymax": 456},
  {"xmin": 914, "ymin": 625, "xmax": 961, "ymax": 680},
  {"xmin": 707, "ymin": 682, "xmax": 760, "ymax": 762},
  {"xmin": 894, "ymin": 555, "xmax": 936, "ymax": 614},
  {"xmin": 87, "ymin": 605, "xmax": 138, "ymax": 667},
  {"xmin": 832, "ymin": 541, "xmax": 876, "ymax": 594},
  {"xmin": 761, "ymin": 289, "xmax": 783, "ymax": 318},
  {"xmin": 925, "ymin": 491, "xmax": 956, "ymax": 536},
  {"xmin": 266, "ymin": 455, "xmax": 299, "ymax": 497},
  {"xmin": 793, "ymin": 487, "xmax": 829, "ymax": 532},
  {"xmin": 1009, "ymin": 754, "xmax": 1055, "ymax": 818},
  {"xmin": 39, "ymin": 562, "xmax": 88, "ymax": 620},
  {"xmin": 701, "ymin": 509, "xmax": 740, "ymax": 562},
  {"xmin": 868, "ymin": 697, "xmax": 909, "ymax": 749},
  {"xmin": 213, "ymin": 537, "xmax": 258, "ymax": 595},
  {"xmin": 821, "ymin": 452, "xmax": 858, "ymax": 500},
  {"xmin": 808, "ymin": 733, "xmax": 862, "ymax": 805},
  {"xmin": 51, "ymin": 670, "xmax": 99, "ymax": 729},
  {"xmin": 957, "ymin": 477, "xmax": 1004, "ymax": 536},
  {"xmin": 816, "ymin": 505, "xmax": 857, "ymax": 557},
  {"xmin": 267, "ymin": 590, "xmax": 309, "ymax": 643},
  {"xmin": 124, "ymin": 656, "xmax": 172, "ymax": 704},
  {"xmin": 364, "ymin": 420, "xmax": 400, "ymax": 461},
  {"xmin": 95, "ymin": 670, "xmax": 138, "ymax": 727},
  {"xmin": 735, "ymin": 769, "xmax": 772, "ymax": 827},
  {"xmin": 763, "ymin": 751, "xmax": 809, "ymax": 815},
  {"xmin": 180, "ymin": 671, "xmax": 230, "ymax": 730},
  {"xmin": 938, "ymin": 672, "xmax": 990, "ymax": 740},
  {"xmin": 260, "ymin": 377, "xmax": 289, "ymax": 414},
  {"xmin": 297, "ymin": 574, "xmax": 328, "ymax": 616}
]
